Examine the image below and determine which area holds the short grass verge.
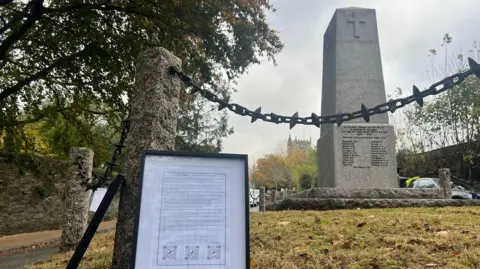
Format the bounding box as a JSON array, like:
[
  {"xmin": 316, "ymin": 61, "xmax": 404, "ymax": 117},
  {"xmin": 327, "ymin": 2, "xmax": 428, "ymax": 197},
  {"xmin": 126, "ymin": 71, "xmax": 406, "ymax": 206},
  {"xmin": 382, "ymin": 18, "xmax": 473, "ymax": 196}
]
[{"xmin": 26, "ymin": 207, "xmax": 480, "ymax": 268}]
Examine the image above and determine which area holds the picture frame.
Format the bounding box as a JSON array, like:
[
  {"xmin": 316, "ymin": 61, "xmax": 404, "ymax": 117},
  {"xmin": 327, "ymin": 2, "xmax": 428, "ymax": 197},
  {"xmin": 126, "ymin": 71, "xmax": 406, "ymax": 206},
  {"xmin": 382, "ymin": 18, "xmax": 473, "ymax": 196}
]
[{"xmin": 131, "ymin": 150, "xmax": 250, "ymax": 269}]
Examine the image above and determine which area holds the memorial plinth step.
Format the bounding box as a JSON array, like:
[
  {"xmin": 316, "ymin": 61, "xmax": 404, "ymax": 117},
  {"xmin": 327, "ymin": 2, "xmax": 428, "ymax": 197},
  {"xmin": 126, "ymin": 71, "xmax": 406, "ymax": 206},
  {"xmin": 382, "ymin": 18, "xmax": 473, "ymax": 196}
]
[
  {"xmin": 265, "ymin": 198, "xmax": 480, "ymax": 211},
  {"xmin": 289, "ymin": 188, "xmax": 445, "ymax": 199}
]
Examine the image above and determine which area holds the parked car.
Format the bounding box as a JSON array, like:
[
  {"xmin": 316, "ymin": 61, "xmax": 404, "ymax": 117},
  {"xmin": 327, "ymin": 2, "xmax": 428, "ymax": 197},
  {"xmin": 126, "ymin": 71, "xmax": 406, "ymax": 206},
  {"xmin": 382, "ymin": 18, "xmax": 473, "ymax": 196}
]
[{"xmin": 408, "ymin": 177, "xmax": 472, "ymax": 199}]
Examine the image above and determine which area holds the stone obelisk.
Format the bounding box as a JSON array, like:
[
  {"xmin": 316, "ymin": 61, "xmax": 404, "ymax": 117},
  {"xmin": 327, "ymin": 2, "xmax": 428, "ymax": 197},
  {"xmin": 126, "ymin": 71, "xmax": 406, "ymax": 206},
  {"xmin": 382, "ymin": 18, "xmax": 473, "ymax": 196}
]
[{"xmin": 317, "ymin": 8, "xmax": 397, "ymax": 189}]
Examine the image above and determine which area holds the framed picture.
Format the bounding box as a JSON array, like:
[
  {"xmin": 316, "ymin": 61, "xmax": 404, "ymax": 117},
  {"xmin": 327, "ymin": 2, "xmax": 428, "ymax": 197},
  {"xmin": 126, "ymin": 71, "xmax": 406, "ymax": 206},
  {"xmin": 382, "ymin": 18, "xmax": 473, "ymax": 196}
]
[{"xmin": 131, "ymin": 150, "xmax": 250, "ymax": 269}]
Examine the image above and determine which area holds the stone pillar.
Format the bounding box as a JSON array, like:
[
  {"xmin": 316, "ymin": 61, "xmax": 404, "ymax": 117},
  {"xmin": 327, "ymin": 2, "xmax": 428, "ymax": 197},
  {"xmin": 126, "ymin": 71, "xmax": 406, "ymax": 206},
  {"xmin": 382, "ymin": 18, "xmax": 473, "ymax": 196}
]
[
  {"xmin": 317, "ymin": 8, "xmax": 397, "ymax": 189},
  {"xmin": 259, "ymin": 187, "xmax": 265, "ymax": 212},
  {"xmin": 279, "ymin": 192, "xmax": 284, "ymax": 201},
  {"xmin": 111, "ymin": 48, "xmax": 182, "ymax": 268},
  {"xmin": 439, "ymin": 168, "xmax": 452, "ymax": 199},
  {"xmin": 59, "ymin": 147, "xmax": 93, "ymax": 252},
  {"xmin": 271, "ymin": 190, "xmax": 277, "ymax": 203}
]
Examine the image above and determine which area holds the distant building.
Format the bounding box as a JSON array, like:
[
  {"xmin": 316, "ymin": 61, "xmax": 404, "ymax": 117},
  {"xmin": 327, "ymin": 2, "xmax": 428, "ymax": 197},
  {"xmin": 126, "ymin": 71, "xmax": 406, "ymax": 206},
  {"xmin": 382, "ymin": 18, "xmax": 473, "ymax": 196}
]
[{"xmin": 287, "ymin": 134, "xmax": 312, "ymax": 156}]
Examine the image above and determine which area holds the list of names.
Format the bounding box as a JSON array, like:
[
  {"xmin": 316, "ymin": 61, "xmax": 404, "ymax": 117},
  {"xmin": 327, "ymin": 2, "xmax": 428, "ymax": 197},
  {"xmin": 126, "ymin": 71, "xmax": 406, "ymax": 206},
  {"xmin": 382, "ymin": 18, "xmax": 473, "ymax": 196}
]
[{"xmin": 340, "ymin": 126, "xmax": 389, "ymax": 168}]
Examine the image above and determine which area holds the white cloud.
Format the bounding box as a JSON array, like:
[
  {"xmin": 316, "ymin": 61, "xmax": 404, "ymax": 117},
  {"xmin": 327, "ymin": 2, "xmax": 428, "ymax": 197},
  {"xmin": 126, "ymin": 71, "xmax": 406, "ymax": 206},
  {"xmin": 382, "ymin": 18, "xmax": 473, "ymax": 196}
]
[{"xmin": 221, "ymin": 0, "xmax": 480, "ymax": 160}]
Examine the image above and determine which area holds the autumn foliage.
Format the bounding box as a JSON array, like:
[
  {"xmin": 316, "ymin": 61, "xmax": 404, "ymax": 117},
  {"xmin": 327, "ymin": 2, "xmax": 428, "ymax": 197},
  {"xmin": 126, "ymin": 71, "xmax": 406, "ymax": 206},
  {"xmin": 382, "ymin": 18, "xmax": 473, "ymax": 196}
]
[{"xmin": 250, "ymin": 144, "xmax": 317, "ymax": 190}]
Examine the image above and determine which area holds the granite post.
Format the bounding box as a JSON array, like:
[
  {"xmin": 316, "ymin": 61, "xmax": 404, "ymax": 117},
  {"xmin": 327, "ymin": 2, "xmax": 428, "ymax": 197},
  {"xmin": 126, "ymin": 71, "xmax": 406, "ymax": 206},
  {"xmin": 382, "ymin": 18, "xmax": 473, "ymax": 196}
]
[
  {"xmin": 111, "ymin": 48, "xmax": 182, "ymax": 268},
  {"xmin": 317, "ymin": 8, "xmax": 397, "ymax": 189},
  {"xmin": 439, "ymin": 168, "xmax": 452, "ymax": 199},
  {"xmin": 59, "ymin": 147, "xmax": 93, "ymax": 252},
  {"xmin": 271, "ymin": 190, "xmax": 277, "ymax": 203},
  {"xmin": 259, "ymin": 187, "xmax": 265, "ymax": 212}
]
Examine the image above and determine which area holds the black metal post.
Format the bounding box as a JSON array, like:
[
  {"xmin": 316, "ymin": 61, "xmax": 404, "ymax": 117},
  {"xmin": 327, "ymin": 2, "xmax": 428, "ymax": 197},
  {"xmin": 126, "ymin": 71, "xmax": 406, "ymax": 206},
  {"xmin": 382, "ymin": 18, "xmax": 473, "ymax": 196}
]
[{"xmin": 66, "ymin": 174, "xmax": 124, "ymax": 269}]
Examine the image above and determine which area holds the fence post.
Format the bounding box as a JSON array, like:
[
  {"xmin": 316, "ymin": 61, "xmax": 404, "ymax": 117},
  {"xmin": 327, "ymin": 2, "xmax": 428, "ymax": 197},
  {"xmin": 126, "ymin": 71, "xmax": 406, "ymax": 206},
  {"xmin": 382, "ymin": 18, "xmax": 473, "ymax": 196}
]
[
  {"xmin": 111, "ymin": 47, "xmax": 182, "ymax": 269},
  {"xmin": 259, "ymin": 187, "xmax": 265, "ymax": 212},
  {"xmin": 439, "ymin": 168, "xmax": 452, "ymax": 199},
  {"xmin": 60, "ymin": 147, "xmax": 93, "ymax": 252},
  {"xmin": 271, "ymin": 190, "xmax": 277, "ymax": 203}
]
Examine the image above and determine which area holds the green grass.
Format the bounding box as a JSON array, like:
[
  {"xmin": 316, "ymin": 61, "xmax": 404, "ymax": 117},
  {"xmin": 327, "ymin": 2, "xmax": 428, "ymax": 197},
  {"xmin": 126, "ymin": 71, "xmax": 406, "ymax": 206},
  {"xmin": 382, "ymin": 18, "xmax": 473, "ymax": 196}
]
[{"xmin": 26, "ymin": 207, "xmax": 480, "ymax": 268}]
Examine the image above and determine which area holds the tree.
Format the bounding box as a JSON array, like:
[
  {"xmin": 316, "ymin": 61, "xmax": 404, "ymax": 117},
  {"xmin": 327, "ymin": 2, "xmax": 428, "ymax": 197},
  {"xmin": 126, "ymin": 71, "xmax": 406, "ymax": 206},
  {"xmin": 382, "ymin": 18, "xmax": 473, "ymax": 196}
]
[
  {"xmin": 0, "ymin": 0, "xmax": 283, "ymax": 157},
  {"xmin": 251, "ymin": 153, "xmax": 292, "ymax": 190},
  {"xmin": 291, "ymin": 147, "xmax": 317, "ymax": 190},
  {"xmin": 298, "ymin": 173, "xmax": 314, "ymax": 190},
  {"xmin": 399, "ymin": 35, "xmax": 480, "ymax": 180},
  {"xmin": 2, "ymin": 1, "xmax": 284, "ymax": 267},
  {"xmin": 250, "ymin": 143, "xmax": 317, "ymax": 190}
]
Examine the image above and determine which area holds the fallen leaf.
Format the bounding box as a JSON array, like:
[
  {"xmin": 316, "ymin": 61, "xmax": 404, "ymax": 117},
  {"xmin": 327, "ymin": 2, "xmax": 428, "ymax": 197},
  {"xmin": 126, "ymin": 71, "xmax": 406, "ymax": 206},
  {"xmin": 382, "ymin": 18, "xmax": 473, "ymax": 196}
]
[
  {"xmin": 294, "ymin": 246, "xmax": 308, "ymax": 253},
  {"xmin": 332, "ymin": 240, "xmax": 343, "ymax": 246},
  {"xmin": 452, "ymin": 252, "xmax": 461, "ymax": 257},
  {"xmin": 368, "ymin": 215, "xmax": 375, "ymax": 218},
  {"xmin": 308, "ymin": 236, "xmax": 313, "ymax": 240},
  {"xmin": 356, "ymin": 221, "xmax": 367, "ymax": 228},
  {"xmin": 277, "ymin": 221, "xmax": 290, "ymax": 226},
  {"xmin": 436, "ymin": 231, "xmax": 449, "ymax": 237},
  {"xmin": 250, "ymin": 258, "xmax": 255, "ymax": 267},
  {"xmin": 294, "ymin": 246, "xmax": 312, "ymax": 260},
  {"xmin": 343, "ymin": 239, "xmax": 354, "ymax": 249},
  {"xmin": 426, "ymin": 263, "xmax": 438, "ymax": 267},
  {"xmin": 296, "ymin": 252, "xmax": 312, "ymax": 260}
]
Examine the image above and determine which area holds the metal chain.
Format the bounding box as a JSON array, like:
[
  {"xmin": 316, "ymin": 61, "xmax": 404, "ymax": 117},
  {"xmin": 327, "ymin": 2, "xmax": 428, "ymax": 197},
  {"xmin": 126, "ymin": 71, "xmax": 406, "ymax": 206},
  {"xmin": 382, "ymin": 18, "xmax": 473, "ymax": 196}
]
[
  {"xmin": 83, "ymin": 116, "xmax": 131, "ymax": 191},
  {"xmin": 169, "ymin": 58, "xmax": 480, "ymax": 128}
]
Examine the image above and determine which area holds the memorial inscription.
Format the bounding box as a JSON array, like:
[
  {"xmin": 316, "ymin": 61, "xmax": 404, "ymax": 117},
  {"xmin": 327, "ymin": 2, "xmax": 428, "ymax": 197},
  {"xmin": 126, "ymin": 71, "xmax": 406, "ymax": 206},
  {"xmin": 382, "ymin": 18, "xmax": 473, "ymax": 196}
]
[{"xmin": 340, "ymin": 126, "xmax": 389, "ymax": 168}]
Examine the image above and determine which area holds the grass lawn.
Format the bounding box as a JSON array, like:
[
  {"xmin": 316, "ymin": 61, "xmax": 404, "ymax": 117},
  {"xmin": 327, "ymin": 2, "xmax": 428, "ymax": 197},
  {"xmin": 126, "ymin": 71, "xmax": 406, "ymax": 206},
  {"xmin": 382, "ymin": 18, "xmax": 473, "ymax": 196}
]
[{"xmin": 26, "ymin": 207, "xmax": 480, "ymax": 269}]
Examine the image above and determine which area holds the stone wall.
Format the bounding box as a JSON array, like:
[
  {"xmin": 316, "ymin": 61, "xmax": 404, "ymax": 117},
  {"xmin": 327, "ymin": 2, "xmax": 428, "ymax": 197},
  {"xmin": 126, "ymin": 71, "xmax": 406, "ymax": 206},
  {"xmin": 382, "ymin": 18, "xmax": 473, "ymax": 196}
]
[
  {"xmin": 398, "ymin": 142, "xmax": 479, "ymax": 180},
  {"xmin": 0, "ymin": 152, "xmax": 118, "ymax": 236}
]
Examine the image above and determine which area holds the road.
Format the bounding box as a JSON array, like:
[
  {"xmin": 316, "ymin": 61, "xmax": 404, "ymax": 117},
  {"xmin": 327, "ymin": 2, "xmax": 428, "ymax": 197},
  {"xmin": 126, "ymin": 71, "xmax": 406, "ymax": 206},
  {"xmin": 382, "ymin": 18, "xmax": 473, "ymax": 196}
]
[
  {"xmin": 1, "ymin": 208, "xmax": 260, "ymax": 269},
  {"xmin": 0, "ymin": 246, "xmax": 59, "ymax": 269}
]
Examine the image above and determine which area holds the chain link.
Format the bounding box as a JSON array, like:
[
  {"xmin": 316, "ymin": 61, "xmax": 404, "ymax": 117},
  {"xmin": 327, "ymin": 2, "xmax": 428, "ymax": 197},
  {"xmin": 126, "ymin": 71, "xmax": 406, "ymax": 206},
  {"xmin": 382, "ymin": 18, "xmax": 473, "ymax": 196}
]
[
  {"xmin": 170, "ymin": 58, "xmax": 480, "ymax": 128},
  {"xmin": 83, "ymin": 116, "xmax": 130, "ymax": 191}
]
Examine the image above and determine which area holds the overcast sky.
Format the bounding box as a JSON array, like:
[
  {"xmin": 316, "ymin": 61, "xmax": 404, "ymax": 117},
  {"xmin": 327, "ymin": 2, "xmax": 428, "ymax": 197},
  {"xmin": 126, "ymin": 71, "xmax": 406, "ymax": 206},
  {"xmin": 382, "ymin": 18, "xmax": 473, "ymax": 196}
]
[{"xmin": 220, "ymin": 0, "xmax": 480, "ymax": 162}]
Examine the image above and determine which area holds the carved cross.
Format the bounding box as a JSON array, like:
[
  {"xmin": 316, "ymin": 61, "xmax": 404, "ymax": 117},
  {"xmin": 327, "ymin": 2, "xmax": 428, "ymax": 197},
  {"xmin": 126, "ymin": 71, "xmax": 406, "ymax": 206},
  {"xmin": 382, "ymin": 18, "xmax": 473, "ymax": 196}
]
[{"xmin": 347, "ymin": 12, "xmax": 366, "ymax": 38}]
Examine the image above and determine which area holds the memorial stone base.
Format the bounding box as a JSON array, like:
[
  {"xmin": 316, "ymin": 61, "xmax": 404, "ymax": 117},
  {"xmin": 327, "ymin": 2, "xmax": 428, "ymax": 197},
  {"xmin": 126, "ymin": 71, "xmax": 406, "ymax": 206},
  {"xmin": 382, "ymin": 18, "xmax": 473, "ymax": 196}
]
[{"xmin": 265, "ymin": 197, "xmax": 480, "ymax": 211}]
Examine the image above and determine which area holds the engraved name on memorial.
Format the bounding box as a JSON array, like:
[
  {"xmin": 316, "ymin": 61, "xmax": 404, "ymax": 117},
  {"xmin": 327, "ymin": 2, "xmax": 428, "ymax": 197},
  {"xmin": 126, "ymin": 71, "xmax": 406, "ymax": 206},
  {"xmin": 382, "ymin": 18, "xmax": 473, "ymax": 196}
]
[{"xmin": 340, "ymin": 126, "xmax": 389, "ymax": 169}]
